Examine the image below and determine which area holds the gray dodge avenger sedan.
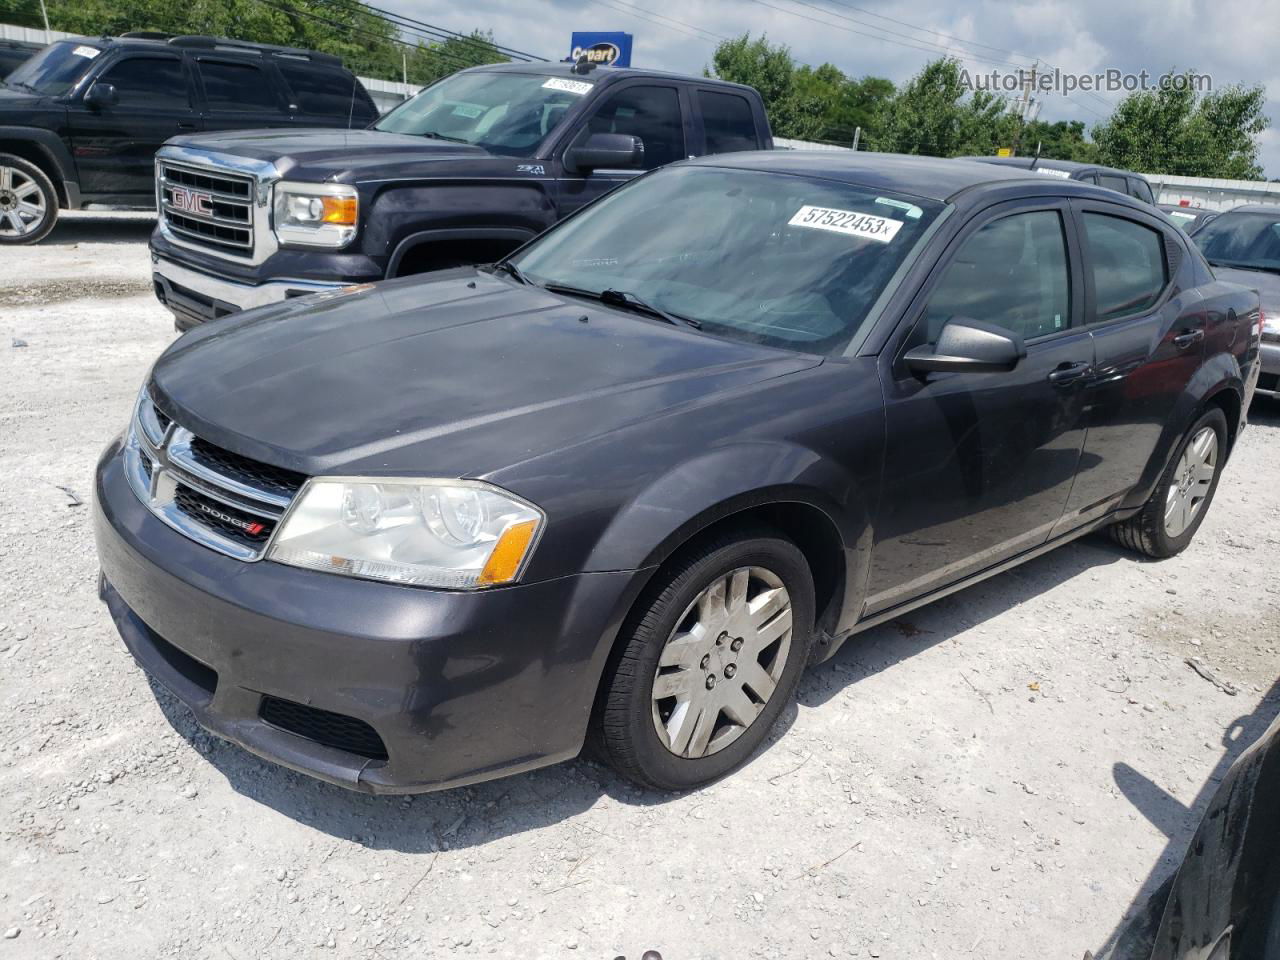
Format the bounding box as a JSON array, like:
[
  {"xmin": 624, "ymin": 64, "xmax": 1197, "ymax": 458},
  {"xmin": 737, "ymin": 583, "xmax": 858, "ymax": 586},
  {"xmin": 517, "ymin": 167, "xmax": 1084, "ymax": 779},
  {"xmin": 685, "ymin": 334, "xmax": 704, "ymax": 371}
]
[{"xmin": 94, "ymin": 152, "xmax": 1262, "ymax": 794}]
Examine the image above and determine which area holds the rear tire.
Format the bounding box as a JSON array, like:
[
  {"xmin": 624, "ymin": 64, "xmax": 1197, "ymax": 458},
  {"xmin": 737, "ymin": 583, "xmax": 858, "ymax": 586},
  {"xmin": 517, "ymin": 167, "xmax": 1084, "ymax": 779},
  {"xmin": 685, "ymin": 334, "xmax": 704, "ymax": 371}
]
[
  {"xmin": 596, "ymin": 528, "xmax": 814, "ymax": 791},
  {"xmin": 1109, "ymin": 406, "xmax": 1228, "ymax": 559},
  {"xmin": 0, "ymin": 154, "xmax": 58, "ymax": 245}
]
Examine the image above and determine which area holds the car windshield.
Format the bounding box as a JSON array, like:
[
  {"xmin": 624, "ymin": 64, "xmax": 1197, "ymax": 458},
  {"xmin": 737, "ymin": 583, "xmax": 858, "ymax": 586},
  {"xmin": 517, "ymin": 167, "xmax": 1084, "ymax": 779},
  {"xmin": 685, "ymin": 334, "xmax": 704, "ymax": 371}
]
[
  {"xmin": 4, "ymin": 40, "xmax": 100, "ymax": 95},
  {"xmin": 373, "ymin": 70, "xmax": 593, "ymax": 157},
  {"xmin": 1194, "ymin": 211, "xmax": 1280, "ymax": 273},
  {"xmin": 509, "ymin": 165, "xmax": 943, "ymax": 356}
]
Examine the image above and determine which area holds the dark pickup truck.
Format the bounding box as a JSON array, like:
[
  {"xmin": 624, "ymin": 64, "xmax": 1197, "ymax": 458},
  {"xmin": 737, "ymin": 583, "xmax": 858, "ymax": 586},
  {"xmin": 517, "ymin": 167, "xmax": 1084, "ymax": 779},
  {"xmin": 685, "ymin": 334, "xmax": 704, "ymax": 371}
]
[{"xmin": 149, "ymin": 60, "xmax": 772, "ymax": 328}]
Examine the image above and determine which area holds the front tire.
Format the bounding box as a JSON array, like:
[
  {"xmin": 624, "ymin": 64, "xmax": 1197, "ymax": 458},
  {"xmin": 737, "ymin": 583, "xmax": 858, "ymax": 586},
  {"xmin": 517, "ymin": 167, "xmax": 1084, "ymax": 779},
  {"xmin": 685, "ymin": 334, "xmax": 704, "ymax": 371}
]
[
  {"xmin": 1110, "ymin": 406, "xmax": 1228, "ymax": 559},
  {"xmin": 596, "ymin": 529, "xmax": 814, "ymax": 791},
  {"xmin": 0, "ymin": 154, "xmax": 58, "ymax": 245}
]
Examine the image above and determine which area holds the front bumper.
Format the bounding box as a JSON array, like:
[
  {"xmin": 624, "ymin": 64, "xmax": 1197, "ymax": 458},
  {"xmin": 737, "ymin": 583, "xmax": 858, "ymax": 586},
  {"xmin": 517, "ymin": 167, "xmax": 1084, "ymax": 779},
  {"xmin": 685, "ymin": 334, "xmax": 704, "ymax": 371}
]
[
  {"xmin": 93, "ymin": 438, "xmax": 638, "ymax": 794},
  {"xmin": 1258, "ymin": 340, "xmax": 1280, "ymax": 397},
  {"xmin": 152, "ymin": 256, "xmax": 346, "ymax": 331}
]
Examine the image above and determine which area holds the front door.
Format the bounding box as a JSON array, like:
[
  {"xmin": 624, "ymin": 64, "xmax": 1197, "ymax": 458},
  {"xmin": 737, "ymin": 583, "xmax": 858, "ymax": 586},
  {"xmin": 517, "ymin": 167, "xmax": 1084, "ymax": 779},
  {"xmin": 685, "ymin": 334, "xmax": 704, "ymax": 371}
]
[
  {"xmin": 556, "ymin": 83, "xmax": 686, "ymax": 218},
  {"xmin": 866, "ymin": 201, "xmax": 1094, "ymax": 615},
  {"xmin": 70, "ymin": 53, "xmax": 197, "ymax": 197},
  {"xmin": 1057, "ymin": 201, "xmax": 1200, "ymax": 529}
]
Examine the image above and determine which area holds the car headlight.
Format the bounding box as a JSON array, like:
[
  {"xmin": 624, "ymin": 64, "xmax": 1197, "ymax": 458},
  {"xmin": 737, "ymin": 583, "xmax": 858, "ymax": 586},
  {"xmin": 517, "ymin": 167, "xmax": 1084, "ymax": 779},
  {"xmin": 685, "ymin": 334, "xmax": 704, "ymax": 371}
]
[
  {"xmin": 273, "ymin": 181, "xmax": 358, "ymax": 248},
  {"xmin": 268, "ymin": 478, "xmax": 544, "ymax": 589}
]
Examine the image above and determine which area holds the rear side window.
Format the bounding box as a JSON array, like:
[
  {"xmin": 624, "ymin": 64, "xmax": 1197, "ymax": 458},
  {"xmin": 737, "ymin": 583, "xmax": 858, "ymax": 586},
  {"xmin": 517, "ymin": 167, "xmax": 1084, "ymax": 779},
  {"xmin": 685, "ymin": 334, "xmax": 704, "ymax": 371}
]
[
  {"xmin": 278, "ymin": 62, "xmax": 371, "ymax": 119},
  {"xmin": 1084, "ymin": 213, "xmax": 1168, "ymax": 322},
  {"xmin": 1098, "ymin": 174, "xmax": 1128, "ymax": 195},
  {"xmin": 923, "ymin": 210, "xmax": 1071, "ymax": 342},
  {"xmin": 197, "ymin": 60, "xmax": 281, "ymax": 113},
  {"xmin": 699, "ymin": 90, "xmax": 760, "ymax": 154},
  {"xmin": 1129, "ymin": 178, "xmax": 1155, "ymax": 204},
  {"xmin": 97, "ymin": 57, "xmax": 189, "ymax": 109}
]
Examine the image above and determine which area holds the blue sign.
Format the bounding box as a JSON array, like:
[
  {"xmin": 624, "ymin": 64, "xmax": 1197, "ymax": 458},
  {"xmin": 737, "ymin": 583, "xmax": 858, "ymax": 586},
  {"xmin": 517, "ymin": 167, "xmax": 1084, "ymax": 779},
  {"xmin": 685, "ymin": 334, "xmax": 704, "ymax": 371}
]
[{"xmin": 569, "ymin": 32, "xmax": 633, "ymax": 68}]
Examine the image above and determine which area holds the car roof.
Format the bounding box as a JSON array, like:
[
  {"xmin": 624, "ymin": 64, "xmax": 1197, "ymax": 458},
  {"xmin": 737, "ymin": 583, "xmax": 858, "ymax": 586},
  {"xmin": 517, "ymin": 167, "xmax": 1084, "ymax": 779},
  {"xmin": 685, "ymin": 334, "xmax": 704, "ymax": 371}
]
[
  {"xmin": 1209, "ymin": 204, "xmax": 1280, "ymax": 217},
  {"xmin": 682, "ymin": 150, "xmax": 1086, "ymax": 202},
  {"xmin": 957, "ymin": 155, "xmax": 1147, "ymax": 180},
  {"xmin": 61, "ymin": 33, "xmax": 343, "ymax": 66},
  {"xmin": 465, "ymin": 60, "xmax": 761, "ymax": 96}
]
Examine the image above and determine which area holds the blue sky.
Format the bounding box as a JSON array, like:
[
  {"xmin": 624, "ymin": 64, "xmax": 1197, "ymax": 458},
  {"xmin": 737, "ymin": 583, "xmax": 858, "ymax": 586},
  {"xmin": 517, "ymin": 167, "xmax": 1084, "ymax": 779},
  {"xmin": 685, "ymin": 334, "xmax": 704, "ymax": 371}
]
[{"xmin": 390, "ymin": 0, "xmax": 1278, "ymax": 178}]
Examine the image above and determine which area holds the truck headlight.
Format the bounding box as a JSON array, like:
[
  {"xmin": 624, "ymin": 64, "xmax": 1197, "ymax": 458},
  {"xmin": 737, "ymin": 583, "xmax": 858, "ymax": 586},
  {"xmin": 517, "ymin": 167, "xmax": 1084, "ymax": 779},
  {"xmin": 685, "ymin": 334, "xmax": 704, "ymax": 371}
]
[
  {"xmin": 268, "ymin": 479, "xmax": 544, "ymax": 589},
  {"xmin": 273, "ymin": 182, "xmax": 358, "ymax": 248}
]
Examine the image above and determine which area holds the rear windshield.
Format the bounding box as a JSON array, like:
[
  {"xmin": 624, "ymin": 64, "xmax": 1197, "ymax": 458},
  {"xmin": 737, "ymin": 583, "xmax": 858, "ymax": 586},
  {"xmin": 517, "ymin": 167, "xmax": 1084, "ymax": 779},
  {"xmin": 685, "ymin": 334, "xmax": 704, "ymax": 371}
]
[
  {"xmin": 1194, "ymin": 212, "xmax": 1280, "ymax": 274},
  {"xmin": 4, "ymin": 40, "xmax": 100, "ymax": 96}
]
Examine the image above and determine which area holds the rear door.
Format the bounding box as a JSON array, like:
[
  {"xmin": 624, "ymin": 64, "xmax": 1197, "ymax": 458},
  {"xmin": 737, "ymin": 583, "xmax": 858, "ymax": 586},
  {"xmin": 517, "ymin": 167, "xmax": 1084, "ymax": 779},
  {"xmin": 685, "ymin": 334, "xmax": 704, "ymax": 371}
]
[
  {"xmin": 556, "ymin": 82, "xmax": 687, "ymax": 218},
  {"xmin": 194, "ymin": 56, "xmax": 293, "ymax": 133},
  {"xmin": 691, "ymin": 87, "xmax": 765, "ymax": 156},
  {"xmin": 865, "ymin": 199, "xmax": 1094, "ymax": 614},
  {"xmin": 70, "ymin": 52, "xmax": 198, "ymax": 197},
  {"xmin": 1057, "ymin": 200, "xmax": 1201, "ymax": 529}
]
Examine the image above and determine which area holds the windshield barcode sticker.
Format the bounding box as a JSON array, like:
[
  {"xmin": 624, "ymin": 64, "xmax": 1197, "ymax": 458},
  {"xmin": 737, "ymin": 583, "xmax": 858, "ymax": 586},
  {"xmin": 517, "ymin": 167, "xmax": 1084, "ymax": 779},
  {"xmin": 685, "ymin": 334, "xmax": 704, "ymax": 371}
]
[
  {"xmin": 789, "ymin": 206, "xmax": 904, "ymax": 243},
  {"xmin": 1035, "ymin": 168, "xmax": 1073, "ymax": 179},
  {"xmin": 72, "ymin": 45, "xmax": 101, "ymax": 59},
  {"xmin": 543, "ymin": 78, "xmax": 593, "ymax": 96}
]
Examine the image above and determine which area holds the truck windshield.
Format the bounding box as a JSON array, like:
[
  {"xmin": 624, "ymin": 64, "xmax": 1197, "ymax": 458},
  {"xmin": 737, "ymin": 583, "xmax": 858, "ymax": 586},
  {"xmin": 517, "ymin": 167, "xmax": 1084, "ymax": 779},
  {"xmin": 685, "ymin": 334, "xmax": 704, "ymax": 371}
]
[
  {"xmin": 510, "ymin": 165, "xmax": 943, "ymax": 356},
  {"xmin": 373, "ymin": 71, "xmax": 593, "ymax": 157},
  {"xmin": 1194, "ymin": 212, "xmax": 1280, "ymax": 274},
  {"xmin": 4, "ymin": 40, "xmax": 100, "ymax": 95}
]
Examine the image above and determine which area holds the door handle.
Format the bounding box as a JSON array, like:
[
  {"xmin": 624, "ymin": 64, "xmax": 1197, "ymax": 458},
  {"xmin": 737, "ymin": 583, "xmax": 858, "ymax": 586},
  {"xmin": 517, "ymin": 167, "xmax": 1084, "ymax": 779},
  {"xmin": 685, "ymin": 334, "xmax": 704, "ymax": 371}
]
[
  {"xmin": 176, "ymin": 121, "xmax": 197, "ymax": 131},
  {"xmin": 1173, "ymin": 329, "xmax": 1205, "ymax": 350},
  {"xmin": 1047, "ymin": 361, "xmax": 1092, "ymax": 385}
]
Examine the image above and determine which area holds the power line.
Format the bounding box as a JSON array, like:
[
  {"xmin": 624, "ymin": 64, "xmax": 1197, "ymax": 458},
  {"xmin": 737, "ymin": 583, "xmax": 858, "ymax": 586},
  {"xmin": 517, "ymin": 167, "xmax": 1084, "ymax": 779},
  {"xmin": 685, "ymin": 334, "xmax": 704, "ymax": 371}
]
[
  {"xmin": 590, "ymin": 0, "xmax": 728, "ymax": 43},
  {"xmin": 337, "ymin": 0, "xmax": 547, "ymax": 61}
]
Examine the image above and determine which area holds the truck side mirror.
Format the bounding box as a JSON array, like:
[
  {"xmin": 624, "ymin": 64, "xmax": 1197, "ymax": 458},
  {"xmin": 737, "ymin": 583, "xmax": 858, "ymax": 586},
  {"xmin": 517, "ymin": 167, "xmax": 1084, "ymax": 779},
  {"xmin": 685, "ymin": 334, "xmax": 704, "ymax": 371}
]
[
  {"xmin": 904, "ymin": 318, "xmax": 1026, "ymax": 375},
  {"xmin": 564, "ymin": 133, "xmax": 644, "ymax": 174},
  {"xmin": 85, "ymin": 83, "xmax": 119, "ymax": 109}
]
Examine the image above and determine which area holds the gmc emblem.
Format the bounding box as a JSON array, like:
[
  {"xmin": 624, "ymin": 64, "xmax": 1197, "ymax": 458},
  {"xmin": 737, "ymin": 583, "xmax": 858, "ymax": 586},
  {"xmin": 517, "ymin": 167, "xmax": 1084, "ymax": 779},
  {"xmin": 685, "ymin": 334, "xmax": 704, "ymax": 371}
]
[{"xmin": 170, "ymin": 186, "xmax": 213, "ymax": 216}]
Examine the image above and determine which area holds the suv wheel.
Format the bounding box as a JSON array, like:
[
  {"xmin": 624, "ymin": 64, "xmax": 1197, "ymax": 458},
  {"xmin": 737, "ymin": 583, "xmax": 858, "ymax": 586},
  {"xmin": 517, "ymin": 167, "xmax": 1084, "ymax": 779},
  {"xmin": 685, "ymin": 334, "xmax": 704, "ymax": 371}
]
[
  {"xmin": 0, "ymin": 154, "xmax": 58, "ymax": 245},
  {"xmin": 1110, "ymin": 406, "xmax": 1229, "ymax": 559},
  {"xmin": 596, "ymin": 529, "xmax": 814, "ymax": 791}
]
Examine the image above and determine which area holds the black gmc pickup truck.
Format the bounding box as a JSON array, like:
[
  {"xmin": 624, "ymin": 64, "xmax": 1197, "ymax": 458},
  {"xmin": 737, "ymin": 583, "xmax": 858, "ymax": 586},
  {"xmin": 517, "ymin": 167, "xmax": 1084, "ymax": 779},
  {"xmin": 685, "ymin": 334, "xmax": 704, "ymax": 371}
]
[{"xmin": 149, "ymin": 60, "xmax": 772, "ymax": 328}]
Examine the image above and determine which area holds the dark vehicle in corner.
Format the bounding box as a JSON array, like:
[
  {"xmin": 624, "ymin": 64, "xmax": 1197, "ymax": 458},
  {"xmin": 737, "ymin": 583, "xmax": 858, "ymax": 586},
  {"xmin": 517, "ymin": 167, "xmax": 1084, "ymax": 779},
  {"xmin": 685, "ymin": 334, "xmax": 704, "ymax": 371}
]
[
  {"xmin": 147, "ymin": 60, "xmax": 772, "ymax": 329},
  {"xmin": 0, "ymin": 38, "xmax": 41, "ymax": 79},
  {"xmin": 0, "ymin": 34, "xmax": 376, "ymax": 244},
  {"xmin": 95, "ymin": 153, "xmax": 1260, "ymax": 795},
  {"xmin": 959, "ymin": 155, "xmax": 1157, "ymax": 206},
  {"xmin": 1190, "ymin": 204, "xmax": 1280, "ymax": 401},
  {"xmin": 1158, "ymin": 203, "xmax": 1219, "ymax": 235}
]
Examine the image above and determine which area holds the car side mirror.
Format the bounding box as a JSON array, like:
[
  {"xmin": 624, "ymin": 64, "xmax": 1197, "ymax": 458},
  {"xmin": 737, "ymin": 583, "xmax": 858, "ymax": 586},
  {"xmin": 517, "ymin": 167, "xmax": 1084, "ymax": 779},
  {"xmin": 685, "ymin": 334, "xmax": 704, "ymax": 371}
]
[
  {"xmin": 85, "ymin": 83, "xmax": 118, "ymax": 109},
  {"xmin": 564, "ymin": 132, "xmax": 644, "ymax": 174},
  {"xmin": 903, "ymin": 318, "xmax": 1026, "ymax": 375}
]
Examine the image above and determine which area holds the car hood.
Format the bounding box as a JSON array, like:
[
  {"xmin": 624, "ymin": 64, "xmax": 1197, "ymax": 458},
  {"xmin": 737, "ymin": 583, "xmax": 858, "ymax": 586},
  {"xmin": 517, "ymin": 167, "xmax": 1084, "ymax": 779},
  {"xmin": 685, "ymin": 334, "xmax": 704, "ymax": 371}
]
[
  {"xmin": 150, "ymin": 271, "xmax": 822, "ymax": 479},
  {"xmin": 1210, "ymin": 265, "xmax": 1280, "ymax": 312},
  {"xmin": 166, "ymin": 128, "xmax": 487, "ymax": 180}
]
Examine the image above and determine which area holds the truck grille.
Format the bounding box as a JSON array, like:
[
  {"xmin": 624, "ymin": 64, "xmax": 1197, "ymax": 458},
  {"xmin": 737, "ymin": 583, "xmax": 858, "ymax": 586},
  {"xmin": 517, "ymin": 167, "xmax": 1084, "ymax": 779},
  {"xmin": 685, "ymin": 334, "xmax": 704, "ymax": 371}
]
[
  {"xmin": 158, "ymin": 160, "xmax": 255, "ymax": 257},
  {"xmin": 124, "ymin": 389, "xmax": 306, "ymax": 561}
]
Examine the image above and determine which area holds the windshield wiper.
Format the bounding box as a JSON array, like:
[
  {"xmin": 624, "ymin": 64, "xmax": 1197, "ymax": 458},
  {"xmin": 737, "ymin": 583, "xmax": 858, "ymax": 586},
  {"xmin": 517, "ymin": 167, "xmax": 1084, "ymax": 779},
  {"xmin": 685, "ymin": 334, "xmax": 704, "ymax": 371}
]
[
  {"xmin": 418, "ymin": 130, "xmax": 470, "ymax": 144},
  {"xmin": 7, "ymin": 80, "xmax": 39, "ymax": 94},
  {"xmin": 490, "ymin": 260, "xmax": 532, "ymax": 285},
  {"xmin": 541, "ymin": 284, "xmax": 700, "ymax": 329}
]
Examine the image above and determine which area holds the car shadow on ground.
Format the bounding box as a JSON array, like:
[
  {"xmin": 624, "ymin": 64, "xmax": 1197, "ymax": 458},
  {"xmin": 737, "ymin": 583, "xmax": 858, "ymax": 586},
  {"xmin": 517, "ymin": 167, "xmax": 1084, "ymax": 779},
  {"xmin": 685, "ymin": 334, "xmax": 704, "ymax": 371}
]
[
  {"xmin": 144, "ymin": 532, "xmax": 1133, "ymax": 854},
  {"xmin": 1094, "ymin": 677, "xmax": 1280, "ymax": 958},
  {"xmin": 42, "ymin": 213, "xmax": 155, "ymax": 245},
  {"xmin": 1249, "ymin": 397, "xmax": 1280, "ymax": 430}
]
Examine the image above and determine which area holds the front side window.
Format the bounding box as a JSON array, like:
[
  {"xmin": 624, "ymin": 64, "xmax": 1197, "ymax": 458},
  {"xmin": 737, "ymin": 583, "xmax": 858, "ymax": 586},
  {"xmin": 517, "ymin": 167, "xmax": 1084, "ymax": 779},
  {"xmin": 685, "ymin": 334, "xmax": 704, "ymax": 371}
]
[
  {"xmin": 5, "ymin": 40, "xmax": 99, "ymax": 96},
  {"xmin": 1084, "ymin": 213, "xmax": 1168, "ymax": 322},
  {"xmin": 1193, "ymin": 211, "xmax": 1280, "ymax": 274},
  {"xmin": 921, "ymin": 210, "xmax": 1071, "ymax": 343},
  {"xmin": 578, "ymin": 85, "xmax": 685, "ymax": 170},
  {"xmin": 97, "ymin": 57, "xmax": 188, "ymax": 109},
  {"xmin": 375, "ymin": 71, "xmax": 593, "ymax": 157},
  {"xmin": 511, "ymin": 165, "xmax": 942, "ymax": 356},
  {"xmin": 699, "ymin": 90, "xmax": 760, "ymax": 154},
  {"xmin": 198, "ymin": 60, "xmax": 279, "ymax": 113}
]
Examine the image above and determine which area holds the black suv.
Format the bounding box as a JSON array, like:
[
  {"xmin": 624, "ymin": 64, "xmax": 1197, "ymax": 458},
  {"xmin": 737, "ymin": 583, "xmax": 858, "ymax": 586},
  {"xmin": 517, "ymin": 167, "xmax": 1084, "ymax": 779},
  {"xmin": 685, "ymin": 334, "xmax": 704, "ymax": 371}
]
[
  {"xmin": 147, "ymin": 61, "xmax": 772, "ymax": 329},
  {"xmin": 0, "ymin": 34, "xmax": 377, "ymax": 244},
  {"xmin": 958, "ymin": 156, "xmax": 1157, "ymax": 206}
]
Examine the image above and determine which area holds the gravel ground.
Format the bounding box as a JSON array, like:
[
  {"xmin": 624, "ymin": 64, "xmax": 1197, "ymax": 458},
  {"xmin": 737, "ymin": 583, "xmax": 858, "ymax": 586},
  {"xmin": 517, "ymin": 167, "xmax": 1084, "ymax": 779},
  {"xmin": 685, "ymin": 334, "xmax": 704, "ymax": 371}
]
[{"xmin": 2, "ymin": 212, "xmax": 1278, "ymax": 960}]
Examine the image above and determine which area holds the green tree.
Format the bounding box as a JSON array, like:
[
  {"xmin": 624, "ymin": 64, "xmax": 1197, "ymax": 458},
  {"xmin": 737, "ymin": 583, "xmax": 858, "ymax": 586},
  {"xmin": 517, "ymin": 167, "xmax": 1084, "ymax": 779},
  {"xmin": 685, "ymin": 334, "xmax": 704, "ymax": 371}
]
[
  {"xmin": 792, "ymin": 64, "xmax": 892, "ymax": 144},
  {"xmin": 1018, "ymin": 119, "xmax": 1098, "ymax": 163},
  {"xmin": 872, "ymin": 58, "xmax": 1011, "ymax": 157},
  {"xmin": 1092, "ymin": 72, "xmax": 1269, "ymax": 179}
]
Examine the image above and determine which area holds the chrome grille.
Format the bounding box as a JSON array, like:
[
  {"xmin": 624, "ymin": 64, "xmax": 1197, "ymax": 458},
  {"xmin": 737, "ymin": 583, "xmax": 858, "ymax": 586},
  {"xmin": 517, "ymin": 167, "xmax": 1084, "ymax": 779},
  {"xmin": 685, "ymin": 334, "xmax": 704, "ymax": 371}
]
[
  {"xmin": 125, "ymin": 390, "xmax": 305, "ymax": 561},
  {"xmin": 158, "ymin": 160, "xmax": 255, "ymax": 257}
]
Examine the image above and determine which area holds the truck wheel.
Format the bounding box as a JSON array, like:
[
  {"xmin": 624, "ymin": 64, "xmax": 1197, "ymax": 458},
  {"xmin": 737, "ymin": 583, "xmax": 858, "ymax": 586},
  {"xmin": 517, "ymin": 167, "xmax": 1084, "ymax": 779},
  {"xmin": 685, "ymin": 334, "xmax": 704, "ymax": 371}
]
[
  {"xmin": 1109, "ymin": 406, "xmax": 1228, "ymax": 559},
  {"xmin": 596, "ymin": 529, "xmax": 814, "ymax": 791},
  {"xmin": 0, "ymin": 154, "xmax": 58, "ymax": 245}
]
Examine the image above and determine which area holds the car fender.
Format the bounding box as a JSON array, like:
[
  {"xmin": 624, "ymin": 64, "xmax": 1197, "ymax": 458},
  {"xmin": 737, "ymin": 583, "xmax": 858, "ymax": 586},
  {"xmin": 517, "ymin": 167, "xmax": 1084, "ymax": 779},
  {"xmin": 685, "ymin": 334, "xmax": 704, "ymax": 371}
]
[
  {"xmin": 0, "ymin": 124, "xmax": 79, "ymax": 206},
  {"xmin": 386, "ymin": 226, "xmax": 540, "ymax": 277}
]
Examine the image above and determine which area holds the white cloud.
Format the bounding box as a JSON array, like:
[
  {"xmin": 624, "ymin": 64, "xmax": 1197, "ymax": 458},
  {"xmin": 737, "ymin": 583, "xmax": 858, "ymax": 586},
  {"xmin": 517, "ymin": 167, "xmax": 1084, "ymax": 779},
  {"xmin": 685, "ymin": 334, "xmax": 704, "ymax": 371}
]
[{"xmin": 392, "ymin": 0, "xmax": 1278, "ymax": 176}]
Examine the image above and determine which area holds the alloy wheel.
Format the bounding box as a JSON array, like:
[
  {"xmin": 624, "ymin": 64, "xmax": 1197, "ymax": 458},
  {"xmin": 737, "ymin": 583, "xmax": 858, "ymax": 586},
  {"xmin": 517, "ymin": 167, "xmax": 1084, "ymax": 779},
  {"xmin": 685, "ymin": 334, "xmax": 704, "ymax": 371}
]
[
  {"xmin": 651, "ymin": 566, "xmax": 793, "ymax": 759},
  {"xmin": 0, "ymin": 165, "xmax": 48, "ymax": 239},
  {"xmin": 1165, "ymin": 426, "xmax": 1217, "ymax": 538}
]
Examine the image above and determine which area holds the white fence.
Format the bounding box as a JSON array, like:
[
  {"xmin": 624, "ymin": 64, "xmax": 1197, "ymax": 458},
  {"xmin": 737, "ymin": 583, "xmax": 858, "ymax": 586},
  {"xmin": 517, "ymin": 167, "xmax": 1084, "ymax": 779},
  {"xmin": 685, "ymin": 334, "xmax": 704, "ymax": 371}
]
[{"xmin": 1145, "ymin": 173, "xmax": 1280, "ymax": 211}]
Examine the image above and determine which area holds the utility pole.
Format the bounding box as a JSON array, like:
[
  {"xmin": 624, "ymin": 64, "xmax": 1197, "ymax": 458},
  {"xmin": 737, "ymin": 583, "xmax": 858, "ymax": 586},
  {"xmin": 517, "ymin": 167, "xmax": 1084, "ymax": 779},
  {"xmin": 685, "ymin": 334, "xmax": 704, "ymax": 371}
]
[
  {"xmin": 1010, "ymin": 60, "xmax": 1041, "ymax": 157},
  {"xmin": 38, "ymin": 0, "xmax": 51, "ymax": 42},
  {"xmin": 402, "ymin": 52, "xmax": 408, "ymax": 85},
  {"xmin": 851, "ymin": 126, "xmax": 861, "ymax": 151}
]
